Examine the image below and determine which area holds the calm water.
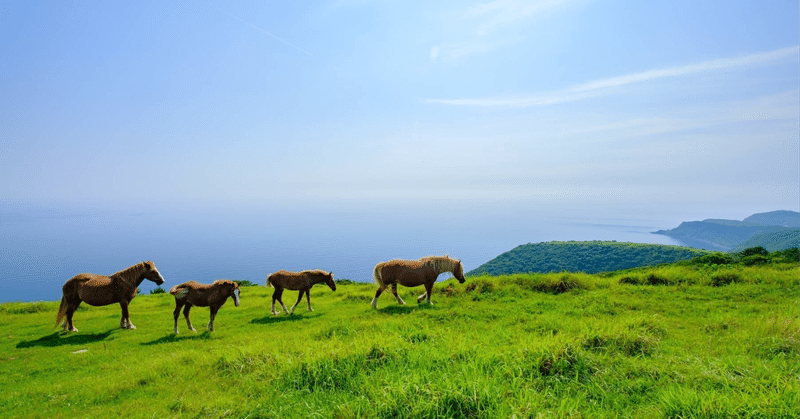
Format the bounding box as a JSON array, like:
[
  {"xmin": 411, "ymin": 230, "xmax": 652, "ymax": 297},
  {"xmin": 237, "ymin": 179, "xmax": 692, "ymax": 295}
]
[{"xmin": 0, "ymin": 203, "xmax": 684, "ymax": 303}]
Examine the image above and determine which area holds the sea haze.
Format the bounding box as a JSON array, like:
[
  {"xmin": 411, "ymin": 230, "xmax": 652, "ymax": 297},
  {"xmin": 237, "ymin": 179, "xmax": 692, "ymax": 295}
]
[{"xmin": 0, "ymin": 203, "xmax": 684, "ymax": 303}]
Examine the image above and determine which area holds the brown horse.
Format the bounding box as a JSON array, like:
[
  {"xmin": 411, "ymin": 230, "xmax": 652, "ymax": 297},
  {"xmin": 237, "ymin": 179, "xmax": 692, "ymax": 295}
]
[
  {"xmin": 169, "ymin": 280, "xmax": 240, "ymax": 333},
  {"xmin": 266, "ymin": 270, "xmax": 336, "ymax": 315},
  {"xmin": 55, "ymin": 261, "xmax": 165, "ymax": 332},
  {"xmin": 371, "ymin": 255, "xmax": 465, "ymax": 308}
]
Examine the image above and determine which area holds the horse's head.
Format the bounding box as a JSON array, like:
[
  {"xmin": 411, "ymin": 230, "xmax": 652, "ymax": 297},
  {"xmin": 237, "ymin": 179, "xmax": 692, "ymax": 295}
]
[
  {"xmin": 230, "ymin": 281, "xmax": 241, "ymax": 307},
  {"xmin": 143, "ymin": 261, "xmax": 165, "ymax": 285},
  {"xmin": 324, "ymin": 271, "xmax": 336, "ymax": 292},
  {"xmin": 453, "ymin": 260, "xmax": 466, "ymax": 284}
]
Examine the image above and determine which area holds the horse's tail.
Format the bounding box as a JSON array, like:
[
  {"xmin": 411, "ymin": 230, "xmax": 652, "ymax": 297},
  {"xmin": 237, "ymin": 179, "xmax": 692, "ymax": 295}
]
[
  {"xmin": 373, "ymin": 262, "xmax": 385, "ymax": 287},
  {"xmin": 54, "ymin": 294, "xmax": 68, "ymax": 328},
  {"xmin": 54, "ymin": 277, "xmax": 78, "ymax": 328},
  {"xmin": 266, "ymin": 273, "xmax": 274, "ymax": 288},
  {"xmin": 169, "ymin": 284, "xmax": 189, "ymax": 299}
]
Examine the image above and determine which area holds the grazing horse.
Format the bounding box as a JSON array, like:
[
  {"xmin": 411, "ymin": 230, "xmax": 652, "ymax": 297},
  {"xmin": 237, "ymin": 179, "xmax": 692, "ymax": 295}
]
[
  {"xmin": 169, "ymin": 280, "xmax": 240, "ymax": 333},
  {"xmin": 371, "ymin": 255, "xmax": 465, "ymax": 308},
  {"xmin": 266, "ymin": 270, "xmax": 336, "ymax": 315},
  {"xmin": 55, "ymin": 261, "xmax": 165, "ymax": 332}
]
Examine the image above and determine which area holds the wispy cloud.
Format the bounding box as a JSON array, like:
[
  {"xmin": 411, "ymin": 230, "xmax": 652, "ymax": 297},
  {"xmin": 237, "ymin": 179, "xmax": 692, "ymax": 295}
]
[
  {"xmin": 212, "ymin": 4, "xmax": 313, "ymax": 57},
  {"xmin": 425, "ymin": 46, "xmax": 799, "ymax": 107},
  {"xmin": 431, "ymin": 0, "xmax": 579, "ymax": 61},
  {"xmin": 463, "ymin": 0, "xmax": 575, "ymax": 35}
]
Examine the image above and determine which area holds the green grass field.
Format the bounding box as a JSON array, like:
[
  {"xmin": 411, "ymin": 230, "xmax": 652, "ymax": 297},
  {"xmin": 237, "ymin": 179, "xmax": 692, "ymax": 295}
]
[{"xmin": 1, "ymin": 262, "xmax": 798, "ymax": 418}]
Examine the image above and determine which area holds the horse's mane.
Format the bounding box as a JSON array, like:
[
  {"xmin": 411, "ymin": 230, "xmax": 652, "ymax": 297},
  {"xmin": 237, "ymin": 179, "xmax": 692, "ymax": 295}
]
[
  {"xmin": 212, "ymin": 279, "xmax": 237, "ymax": 286},
  {"xmin": 301, "ymin": 269, "xmax": 330, "ymax": 276},
  {"xmin": 110, "ymin": 261, "xmax": 152, "ymax": 286},
  {"xmin": 419, "ymin": 255, "xmax": 461, "ymax": 273}
]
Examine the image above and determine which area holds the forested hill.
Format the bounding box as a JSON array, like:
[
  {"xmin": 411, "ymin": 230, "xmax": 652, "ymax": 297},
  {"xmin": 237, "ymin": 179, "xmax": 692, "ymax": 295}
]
[
  {"xmin": 467, "ymin": 241, "xmax": 708, "ymax": 276},
  {"xmin": 653, "ymin": 210, "xmax": 800, "ymax": 251}
]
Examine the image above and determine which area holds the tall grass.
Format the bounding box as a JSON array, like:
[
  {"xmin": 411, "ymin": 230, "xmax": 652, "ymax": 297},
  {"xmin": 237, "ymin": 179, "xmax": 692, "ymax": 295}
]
[{"xmin": 0, "ymin": 263, "xmax": 797, "ymax": 418}]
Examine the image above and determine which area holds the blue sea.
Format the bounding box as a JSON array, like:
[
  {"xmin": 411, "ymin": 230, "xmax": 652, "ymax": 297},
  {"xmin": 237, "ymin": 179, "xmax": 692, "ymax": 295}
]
[{"xmin": 0, "ymin": 203, "xmax": 685, "ymax": 303}]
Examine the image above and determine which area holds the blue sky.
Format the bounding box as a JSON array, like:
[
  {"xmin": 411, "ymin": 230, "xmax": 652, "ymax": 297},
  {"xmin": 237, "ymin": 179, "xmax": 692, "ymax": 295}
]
[{"xmin": 2, "ymin": 0, "xmax": 798, "ymax": 220}]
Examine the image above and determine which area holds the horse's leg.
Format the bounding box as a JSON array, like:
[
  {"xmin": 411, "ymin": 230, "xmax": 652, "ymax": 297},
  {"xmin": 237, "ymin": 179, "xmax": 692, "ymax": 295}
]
[
  {"xmin": 290, "ymin": 290, "xmax": 305, "ymax": 314},
  {"xmin": 424, "ymin": 281, "xmax": 434, "ymax": 305},
  {"xmin": 120, "ymin": 301, "xmax": 136, "ymax": 329},
  {"xmin": 173, "ymin": 301, "xmax": 185, "ymax": 334},
  {"xmin": 371, "ymin": 285, "xmax": 386, "ymax": 308},
  {"xmin": 66, "ymin": 301, "xmax": 80, "ymax": 332},
  {"xmin": 391, "ymin": 283, "xmax": 405, "ymax": 305},
  {"xmin": 277, "ymin": 289, "xmax": 290, "ymax": 314},
  {"xmin": 270, "ymin": 288, "xmax": 279, "ymax": 315},
  {"xmin": 183, "ymin": 304, "xmax": 195, "ymax": 331},
  {"xmin": 305, "ymin": 289, "xmax": 314, "ymax": 311},
  {"xmin": 208, "ymin": 305, "xmax": 219, "ymax": 332},
  {"xmin": 417, "ymin": 290, "xmax": 428, "ymax": 303}
]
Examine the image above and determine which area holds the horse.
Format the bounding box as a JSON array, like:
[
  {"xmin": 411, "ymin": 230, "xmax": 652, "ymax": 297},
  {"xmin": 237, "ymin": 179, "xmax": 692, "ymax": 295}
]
[
  {"xmin": 55, "ymin": 261, "xmax": 165, "ymax": 332},
  {"xmin": 370, "ymin": 255, "xmax": 465, "ymax": 308},
  {"xmin": 169, "ymin": 280, "xmax": 240, "ymax": 333},
  {"xmin": 266, "ymin": 270, "xmax": 336, "ymax": 315}
]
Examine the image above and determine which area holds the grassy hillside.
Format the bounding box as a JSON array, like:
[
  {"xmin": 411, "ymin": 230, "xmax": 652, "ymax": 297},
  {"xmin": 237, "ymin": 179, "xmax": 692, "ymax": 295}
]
[
  {"xmin": 731, "ymin": 229, "xmax": 800, "ymax": 253},
  {"xmin": 1, "ymin": 259, "xmax": 797, "ymax": 418},
  {"xmin": 467, "ymin": 241, "xmax": 708, "ymax": 276},
  {"xmin": 743, "ymin": 210, "xmax": 800, "ymax": 227},
  {"xmin": 653, "ymin": 210, "xmax": 800, "ymax": 251}
]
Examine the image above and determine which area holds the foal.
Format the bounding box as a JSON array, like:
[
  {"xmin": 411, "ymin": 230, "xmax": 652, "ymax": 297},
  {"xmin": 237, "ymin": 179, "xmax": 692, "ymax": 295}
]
[
  {"xmin": 266, "ymin": 270, "xmax": 336, "ymax": 315},
  {"xmin": 169, "ymin": 280, "xmax": 240, "ymax": 333}
]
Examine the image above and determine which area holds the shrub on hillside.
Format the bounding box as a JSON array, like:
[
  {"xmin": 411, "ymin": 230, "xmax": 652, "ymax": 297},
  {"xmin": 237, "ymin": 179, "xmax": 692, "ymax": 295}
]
[
  {"xmin": 742, "ymin": 255, "xmax": 769, "ymax": 266},
  {"xmin": 711, "ymin": 273, "xmax": 741, "ymax": 287},
  {"xmin": 149, "ymin": 287, "xmax": 166, "ymax": 295},
  {"xmin": 334, "ymin": 279, "xmax": 355, "ymax": 285},
  {"xmin": 775, "ymin": 247, "xmax": 799, "ymax": 262},
  {"xmin": 739, "ymin": 246, "xmax": 768, "ymax": 257},
  {"xmin": 235, "ymin": 280, "xmax": 258, "ymax": 287},
  {"xmin": 692, "ymin": 253, "xmax": 735, "ymax": 265}
]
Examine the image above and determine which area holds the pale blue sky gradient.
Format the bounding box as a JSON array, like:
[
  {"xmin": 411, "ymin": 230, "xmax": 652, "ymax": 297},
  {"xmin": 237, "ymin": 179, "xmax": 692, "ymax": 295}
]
[{"xmin": 2, "ymin": 0, "xmax": 798, "ymax": 221}]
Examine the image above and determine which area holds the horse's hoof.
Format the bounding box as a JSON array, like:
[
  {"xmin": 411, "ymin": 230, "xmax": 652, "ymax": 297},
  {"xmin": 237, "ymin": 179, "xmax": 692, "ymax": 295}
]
[{"xmin": 189, "ymin": 328, "xmax": 196, "ymax": 332}]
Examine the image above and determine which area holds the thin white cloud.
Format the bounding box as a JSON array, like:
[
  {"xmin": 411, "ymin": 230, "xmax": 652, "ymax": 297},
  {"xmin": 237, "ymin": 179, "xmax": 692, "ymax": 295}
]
[
  {"xmin": 432, "ymin": 0, "xmax": 578, "ymax": 61},
  {"xmin": 464, "ymin": 0, "xmax": 575, "ymax": 35},
  {"xmin": 425, "ymin": 46, "xmax": 800, "ymax": 107},
  {"xmin": 430, "ymin": 46, "xmax": 440, "ymax": 60},
  {"xmin": 212, "ymin": 4, "xmax": 313, "ymax": 57}
]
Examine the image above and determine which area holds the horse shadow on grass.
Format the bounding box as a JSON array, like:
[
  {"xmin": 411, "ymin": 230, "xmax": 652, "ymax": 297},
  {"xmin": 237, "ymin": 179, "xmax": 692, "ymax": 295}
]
[
  {"xmin": 140, "ymin": 331, "xmax": 214, "ymax": 346},
  {"xmin": 16, "ymin": 329, "xmax": 116, "ymax": 349},
  {"xmin": 377, "ymin": 304, "xmax": 439, "ymax": 315},
  {"xmin": 250, "ymin": 311, "xmax": 323, "ymax": 325}
]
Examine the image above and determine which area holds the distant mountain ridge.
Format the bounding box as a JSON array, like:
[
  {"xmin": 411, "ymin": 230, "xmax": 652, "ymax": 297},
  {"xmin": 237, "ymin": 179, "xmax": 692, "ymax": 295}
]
[
  {"xmin": 653, "ymin": 210, "xmax": 800, "ymax": 252},
  {"xmin": 467, "ymin": 241, "xmax": 708, "ymax": 276}
]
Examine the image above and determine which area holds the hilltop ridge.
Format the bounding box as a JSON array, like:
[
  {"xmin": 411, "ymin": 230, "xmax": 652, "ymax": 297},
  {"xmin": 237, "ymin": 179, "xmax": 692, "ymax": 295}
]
[
  {"xmin": 653, "ymin": 210, "xmax": 800, "ymax": 251},
  {"xmin": 467, "ymin": 241, "xmax": 707, "ymax": 276}
]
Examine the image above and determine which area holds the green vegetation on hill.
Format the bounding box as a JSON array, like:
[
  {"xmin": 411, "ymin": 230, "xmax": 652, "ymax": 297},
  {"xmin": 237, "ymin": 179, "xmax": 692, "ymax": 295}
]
[
  {"xmin": 467, "ymin": 241, "xmax": 708, "ymax": 276},
  {"xmin": 744, "ymin": 210, "xmax": 800, "ymax": 227},
  {"xmin": 653, "ymin": 210, "xmax": 800, "ymax": 251},
  {"xmin": 0, "ymin": 258, "xmax": 797, "ymax": 418},
  {"xmin": 731, "ymin": 229, "xmax": 800, "ymax": 252}
]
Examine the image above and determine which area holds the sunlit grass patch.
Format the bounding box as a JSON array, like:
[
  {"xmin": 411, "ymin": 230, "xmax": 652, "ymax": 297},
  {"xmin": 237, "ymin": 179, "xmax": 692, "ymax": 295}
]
[{"xmin": 0, "ymin": 262, "xmax": 797, "ymax": 418}]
